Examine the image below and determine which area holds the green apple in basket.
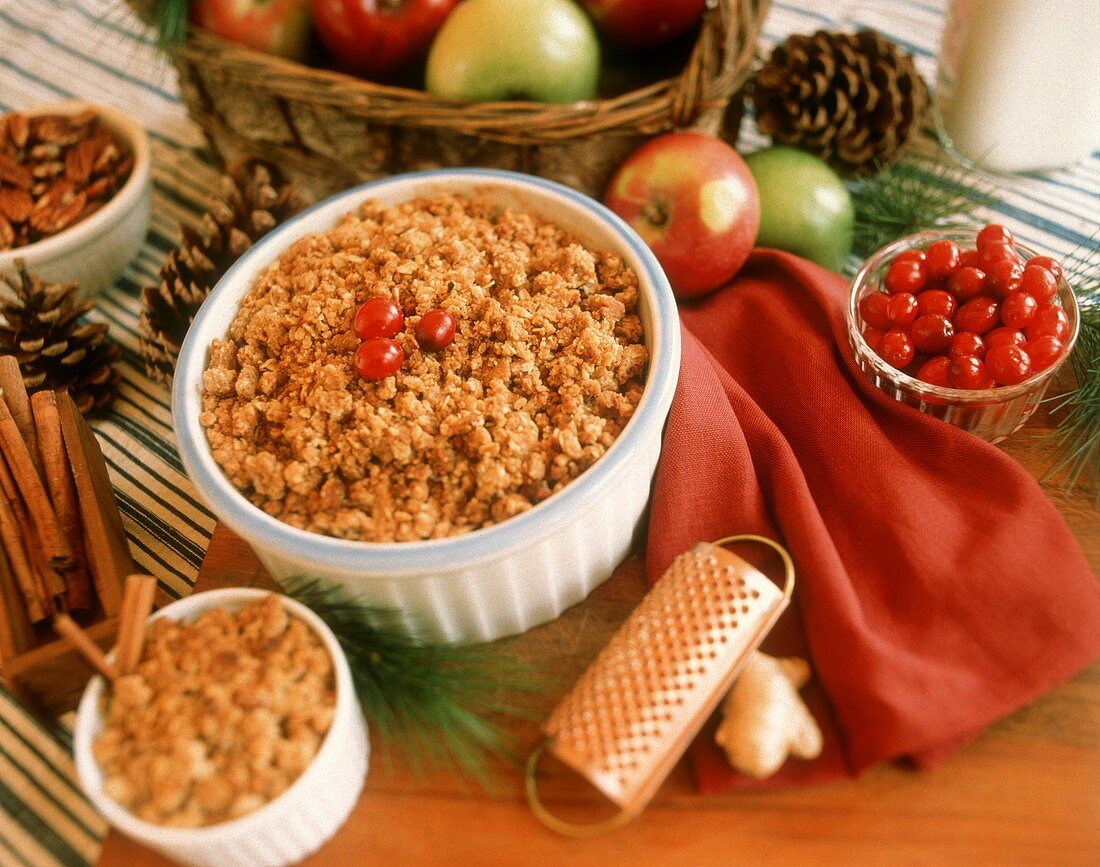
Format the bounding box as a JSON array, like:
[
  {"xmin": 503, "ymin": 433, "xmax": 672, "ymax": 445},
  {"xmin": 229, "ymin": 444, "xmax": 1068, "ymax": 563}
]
[{"xmin": 425, "ymin": 0, "xmax": 600, "ymax": 103}]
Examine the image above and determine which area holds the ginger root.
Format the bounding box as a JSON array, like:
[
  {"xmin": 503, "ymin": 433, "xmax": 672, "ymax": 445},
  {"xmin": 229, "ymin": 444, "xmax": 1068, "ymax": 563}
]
[{"xmin": 715, "ymin": 650, "xmax": 823, "ymax": 779}]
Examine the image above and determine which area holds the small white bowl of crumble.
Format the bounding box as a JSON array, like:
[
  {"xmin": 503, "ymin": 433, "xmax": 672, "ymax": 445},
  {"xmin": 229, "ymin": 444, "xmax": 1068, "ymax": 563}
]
[
  {"xmin": 173, "ymin": 169, "xmax": 681, "ymax": 642},
  {"xmin": 72, "ymin": 589, "xmax": 369, "ymax": 867}
]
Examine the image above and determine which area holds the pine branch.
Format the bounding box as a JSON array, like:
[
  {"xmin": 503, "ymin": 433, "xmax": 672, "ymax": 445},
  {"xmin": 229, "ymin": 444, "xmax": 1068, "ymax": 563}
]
[
  {"xmin": 849, "ymin": 157, "xmax": 999, "ymax": 262},
  {"xmin": 148, "ymin": 0, "xmax": 189, "ymax": 50},
  {"xmin": 282, "ymin": 577, "xmax": 545, "ymax": 791},
  {"xmin": 1045, "ymin": 238, "xmax": 1100, "ymax": 498}
]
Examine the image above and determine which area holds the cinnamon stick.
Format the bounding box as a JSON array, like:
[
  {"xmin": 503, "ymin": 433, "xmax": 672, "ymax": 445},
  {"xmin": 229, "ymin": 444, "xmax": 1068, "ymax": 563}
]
[
  {"xmin": 0, "ymin": 356, "xmax": 39, "ymax": 474},
  {"xmin": 55, "ymin": 389, "xmax": 132, "ymax": 616},
  {"xmin": 0, "ymin": 538, "xmax": 33, "ymax": 666},
  {"xmin": 52, "ymin": 613, "xmax": 118, "ymax": 682},
  {"xmin": 0, "ymin": 392, "xmax": 73, "ymax": 570},
  {"xmin": 0, "ymin": 456, "xmax": 50, "ymax": 622},
  {"xmin": 114, "ymin": 574, "xmax": 156, "ymax": 675},
  {"xmin": 30, "ymin": 390, "xmax": 91, "ymax": 611}
]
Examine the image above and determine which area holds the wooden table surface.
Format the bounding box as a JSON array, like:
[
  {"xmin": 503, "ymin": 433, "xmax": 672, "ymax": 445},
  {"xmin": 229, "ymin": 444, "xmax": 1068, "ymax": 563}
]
[{"xmin": 98, "ymin": 413, "xmax": 1100, "ymax": 866}]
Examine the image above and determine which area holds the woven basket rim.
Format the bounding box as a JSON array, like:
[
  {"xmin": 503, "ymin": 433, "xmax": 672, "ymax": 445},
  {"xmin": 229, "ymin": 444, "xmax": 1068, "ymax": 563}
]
[{"xmin": 129, "ymin": 0, "xmax": 770, "ymax": 139}]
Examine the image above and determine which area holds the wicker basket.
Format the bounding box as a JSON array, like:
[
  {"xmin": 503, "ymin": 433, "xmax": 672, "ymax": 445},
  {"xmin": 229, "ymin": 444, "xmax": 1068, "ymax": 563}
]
[{"xmin": 128, "ymin": 0, "xmax": 770, "ymax": 200}]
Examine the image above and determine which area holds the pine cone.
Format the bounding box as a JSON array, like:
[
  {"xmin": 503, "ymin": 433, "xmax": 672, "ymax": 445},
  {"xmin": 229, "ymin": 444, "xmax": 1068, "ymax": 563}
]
[
  {"xmin": 0, "ymin": 260, "xmax": 119, "ymax": 415},
  {"xmin": 751, "ymin": 29, "xmax": 929, "ymax": 175},
  {"xmin": 138, "ymin": 160, "xmax": 306, "ymax": 386}
]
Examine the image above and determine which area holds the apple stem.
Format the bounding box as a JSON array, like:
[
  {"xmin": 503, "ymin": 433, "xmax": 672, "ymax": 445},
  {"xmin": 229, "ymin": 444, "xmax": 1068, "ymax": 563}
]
[{"xmin": 642, "ymin": 200, "xmax": 669, "ymax": 228}]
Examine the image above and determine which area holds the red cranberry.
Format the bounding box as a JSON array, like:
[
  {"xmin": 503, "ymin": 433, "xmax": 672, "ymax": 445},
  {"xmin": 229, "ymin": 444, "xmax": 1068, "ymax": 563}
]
[
  {"xmin": 880, "ymin": 329, "xmax": 915, "ymax": 369},
  {"xmin": 1025, "ymin": 335, "xmax": 1064, "ymax": 372},
  {"xmin": 1025, "ymin": 305, "xmax": 1071, "ymax": 342},
  {"xmin": 355, "ymin": 337, "xmax": 404, "ymax": 380},
  {"xmin": 916, "ymin": 355, "xmax": 952, "ymax": 387},
  {"xmin": 1018, "ymin": 264, "xmax": 1058, "ymax": 304},
  {"xmin": 986, "ymin": 259, "xmax": 1024, "ymax": 298},
  {"xmin": 985, "ymin": 327, "xmax": 1027, "ymax": 349},
  {"xmin": 859, "ymin": 292, "xmax": 892, "ymax": 330},
  {"xmin": 886, "ymin": 292, "xmax": 920, "ymax": 328},
  {"xmin": 911, "ymin": 314, "xmax": 955, "ymax": 353},
  {"xmin": 978, "ymin": 241, "xmax": 1018, "ymax": 271},
  {"xmin": 917, "ymin": 289, "xmax": 957, "ymax": 319},
  {"xmin": 947, "ymin": 266, "xmax": 987, "ymax": 301},
  {"xmin": 925, "ymin": 239, "xmax": 962, "ymax": 279},
  {"xmin": 949, "ymin": 355, "xmax": 994, "ymax": 389},
  {"xmin": 976, "ymin": 223, "xmax": 1014, "ymax": 250},
  {"xmin": 1000, "ymin": 292, "xmax": 1039, "ymax": 328},
  {"xmin": 1025, "ymin": 255, "xmax": 1062, "ymax": 282},
  {"xmin": 415, "ymin": 308, "xmax": 456, "ymax": 352},
  {"xmin": 884, "ymin": 259, "xmax": 927, "ymax": 295},
  {"xmin": 986, "ymin": 344, "xmax": 1033, "ymax": 386},
  {"xmin": 949, "ymin": 331, "xmax": 986, "ymax": 360},
  {"xmin": 955, "ymin": 296, "xmax": 1000, "ymax": 334},
  {"xmin": 354, "ymin": 297, "xmax": 404, "ymax": 340}
]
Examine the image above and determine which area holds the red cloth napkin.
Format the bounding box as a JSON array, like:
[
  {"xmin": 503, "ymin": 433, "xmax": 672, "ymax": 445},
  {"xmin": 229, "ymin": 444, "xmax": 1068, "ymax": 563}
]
[{"xmin": 645, "ymin": 250, "xmax": 1100, "ymax": 791}]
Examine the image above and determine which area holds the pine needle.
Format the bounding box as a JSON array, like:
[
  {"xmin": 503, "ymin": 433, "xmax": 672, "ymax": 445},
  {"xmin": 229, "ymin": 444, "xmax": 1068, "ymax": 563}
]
[
  {"xmin": 1044, "ymin": 237, "xmax": 1100, "ymax": 498},
  {"xmin": 282, "ymin": 577, "xmax": 545, "ymax": 791},
  {"xmin": 148, "ymin": 0, "xmax": 189, "ymax": 50},
  {"xmin": 850, "ymin": 157, "xmax": 999, "ymax": 262}
]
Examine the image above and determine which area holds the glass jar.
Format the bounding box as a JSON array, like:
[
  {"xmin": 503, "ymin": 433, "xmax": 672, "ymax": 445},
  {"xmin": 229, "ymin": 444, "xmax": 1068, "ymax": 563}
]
[{"xmin": 934, "ymin": 0, "xmax": 1100, "ymax": 173}]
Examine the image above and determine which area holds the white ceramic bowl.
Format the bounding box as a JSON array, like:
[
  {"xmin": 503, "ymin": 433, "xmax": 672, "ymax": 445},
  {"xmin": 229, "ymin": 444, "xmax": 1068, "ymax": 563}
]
[
  {"xmin": 0, "ymin": 100, "xmax": 151, "ymax": 297},
  {"xmin": 173, "ymin": 169, "xmax": 681, "ymax": 642},
  {"xmin": 73, "ymin": 588, "xmax": 369, "ymax": 867}
]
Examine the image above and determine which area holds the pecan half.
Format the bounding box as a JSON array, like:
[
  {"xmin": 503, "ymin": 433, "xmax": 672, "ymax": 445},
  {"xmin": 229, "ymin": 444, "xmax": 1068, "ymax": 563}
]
[
  {"xmin": 0, "ymin": 187, "xmax": 33, "ymax": 222},
  {"xmin": 6, "ymin": 113, "xmax": 29, "ymax": 149}
]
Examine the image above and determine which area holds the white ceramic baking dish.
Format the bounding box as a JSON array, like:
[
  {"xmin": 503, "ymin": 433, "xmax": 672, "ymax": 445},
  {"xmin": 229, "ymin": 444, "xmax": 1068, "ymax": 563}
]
[{"xmin": 172, "ymin": 169, "xmax": 680, "ymax": 642}]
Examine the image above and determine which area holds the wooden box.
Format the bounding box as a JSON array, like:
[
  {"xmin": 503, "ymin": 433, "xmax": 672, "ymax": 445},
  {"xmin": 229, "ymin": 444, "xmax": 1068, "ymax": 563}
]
[{"xmin": 0, "ymin": 363, "xmax": 136, "ymax": 720}]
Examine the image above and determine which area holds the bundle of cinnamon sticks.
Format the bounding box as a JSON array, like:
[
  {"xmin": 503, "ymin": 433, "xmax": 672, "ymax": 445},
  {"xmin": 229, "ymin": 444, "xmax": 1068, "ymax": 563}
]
[{"xmin": 0, "ymin": 354, "xmax": 134, "ymax": 669}]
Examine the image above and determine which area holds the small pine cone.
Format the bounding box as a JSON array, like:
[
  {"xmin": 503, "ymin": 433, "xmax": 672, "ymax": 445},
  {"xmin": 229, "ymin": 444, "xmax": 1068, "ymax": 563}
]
[
  {"xmin": 751, "ymin": 29, "xmax": 929, "ymax": 175},
  {"xmin": 0, "ymin": 260, "xmax": 119, "ymax": 415},
  {"xmin": 138, "ymin": 160, "xmax": 307, "ymax": 387}
]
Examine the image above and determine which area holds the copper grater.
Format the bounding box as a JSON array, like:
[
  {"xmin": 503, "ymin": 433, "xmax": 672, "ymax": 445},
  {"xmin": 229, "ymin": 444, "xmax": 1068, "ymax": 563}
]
[{"xmin": 526, "ymin": 535, "xmax": 794, "ymax": 836}]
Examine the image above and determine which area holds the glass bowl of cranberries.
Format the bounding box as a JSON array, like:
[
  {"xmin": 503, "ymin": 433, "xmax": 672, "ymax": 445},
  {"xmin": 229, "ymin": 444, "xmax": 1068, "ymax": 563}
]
[{"xmin": 847, "ymin": 224, "xmax": 1079, "ymax": 443}]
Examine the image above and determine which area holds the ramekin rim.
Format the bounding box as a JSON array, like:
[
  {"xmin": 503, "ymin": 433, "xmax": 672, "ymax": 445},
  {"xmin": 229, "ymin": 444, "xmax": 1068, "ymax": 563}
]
[{"xmin": 172, "ymin": 168, "xmax": 681, "ymax": 572}]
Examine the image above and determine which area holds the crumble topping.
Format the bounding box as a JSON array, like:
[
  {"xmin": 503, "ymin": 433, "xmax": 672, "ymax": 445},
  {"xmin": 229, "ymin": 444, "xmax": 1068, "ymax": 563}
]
[{"xmin": 200, "ymin": 193, "xmax": 647, "ymax": 541}]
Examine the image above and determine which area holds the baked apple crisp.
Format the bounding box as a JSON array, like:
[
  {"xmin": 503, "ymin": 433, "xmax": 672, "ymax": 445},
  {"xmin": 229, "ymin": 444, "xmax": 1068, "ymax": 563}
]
[
  {"xmin": 92, "ymin": 595, "xmax": 335, "ymax": 827},
  {"xmin": 200, "ymin": 193, "xmax": 648, "ymax": 541}
]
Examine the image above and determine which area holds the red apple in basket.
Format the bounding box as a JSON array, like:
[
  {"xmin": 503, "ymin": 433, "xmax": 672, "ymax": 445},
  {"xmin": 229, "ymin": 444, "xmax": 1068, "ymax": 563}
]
[
  {"xmin": 312, "ymin": 0, "xmax": 459, "ymax": 79},
  {"xmin": 604, "ymin": 132, "xmax": 760, "ymax": 299},
  {"xmin": 580, "ymin": 0, "xmax": 707, "ymax": 50},
  {"xmin": 192, "ymin": 0, "xmax": 312, "ymax": 61}
]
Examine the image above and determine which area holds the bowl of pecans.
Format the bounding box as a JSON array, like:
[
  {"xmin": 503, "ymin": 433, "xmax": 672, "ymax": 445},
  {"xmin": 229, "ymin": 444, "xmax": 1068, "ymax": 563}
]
[
  {"xmin": 0, "ymin": 100, "xmax": 151, "ymax": 296},
  {"xmin": 173, "ymin": 169, "xmax": 681, "ymax": 643},
  {"xmin": 72, "ymin": 588, "xmax": 369, "ymax": 867}
]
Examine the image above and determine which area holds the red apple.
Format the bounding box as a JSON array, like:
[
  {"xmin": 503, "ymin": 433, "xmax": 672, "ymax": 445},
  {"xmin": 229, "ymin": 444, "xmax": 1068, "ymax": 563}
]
[
  {"xmin": 192, "ymin": 0, "xmax": 311, "ymax": 61},
  {"xmin": 604, "ymin": 132, "xmax": 760, "ymax": 298},
  {"xmin": 580, "ymin": 0, "xmax": 706, "ymax": 50},
  {"xmin": 312, "ymin": 0, "xmax": 458, "ymax": 79}
]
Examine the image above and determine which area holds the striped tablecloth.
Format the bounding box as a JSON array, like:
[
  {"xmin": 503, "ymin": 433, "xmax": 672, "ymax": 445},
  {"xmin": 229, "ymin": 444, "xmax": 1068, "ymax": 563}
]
[{"xmin": 0, "ymin": 1, "xmax": 1097, "ymax": 864}]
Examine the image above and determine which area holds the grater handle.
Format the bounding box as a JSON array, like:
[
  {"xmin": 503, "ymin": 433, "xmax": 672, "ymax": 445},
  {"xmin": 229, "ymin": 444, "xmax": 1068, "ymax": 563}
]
[
  {"xmin": 525, "ymin": 741, "xmax": 636, "ymax": 838},
  {"xmin": 712, "ymin": 534, "xmax": 796, "ymax": 603},
  {"xmin": 526, "ymin": 534, "xmax": 796, "ymax": 837}
]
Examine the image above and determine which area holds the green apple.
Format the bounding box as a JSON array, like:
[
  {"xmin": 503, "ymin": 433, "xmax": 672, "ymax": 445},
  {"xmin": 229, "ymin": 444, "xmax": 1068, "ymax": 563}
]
[
  {"xmin": 425, "ymin": 0, "xmax": 600, "ymax": 103},
  {"xmin": 744, "ymin": 146, "xmax": 854, "ymax": 272}
]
